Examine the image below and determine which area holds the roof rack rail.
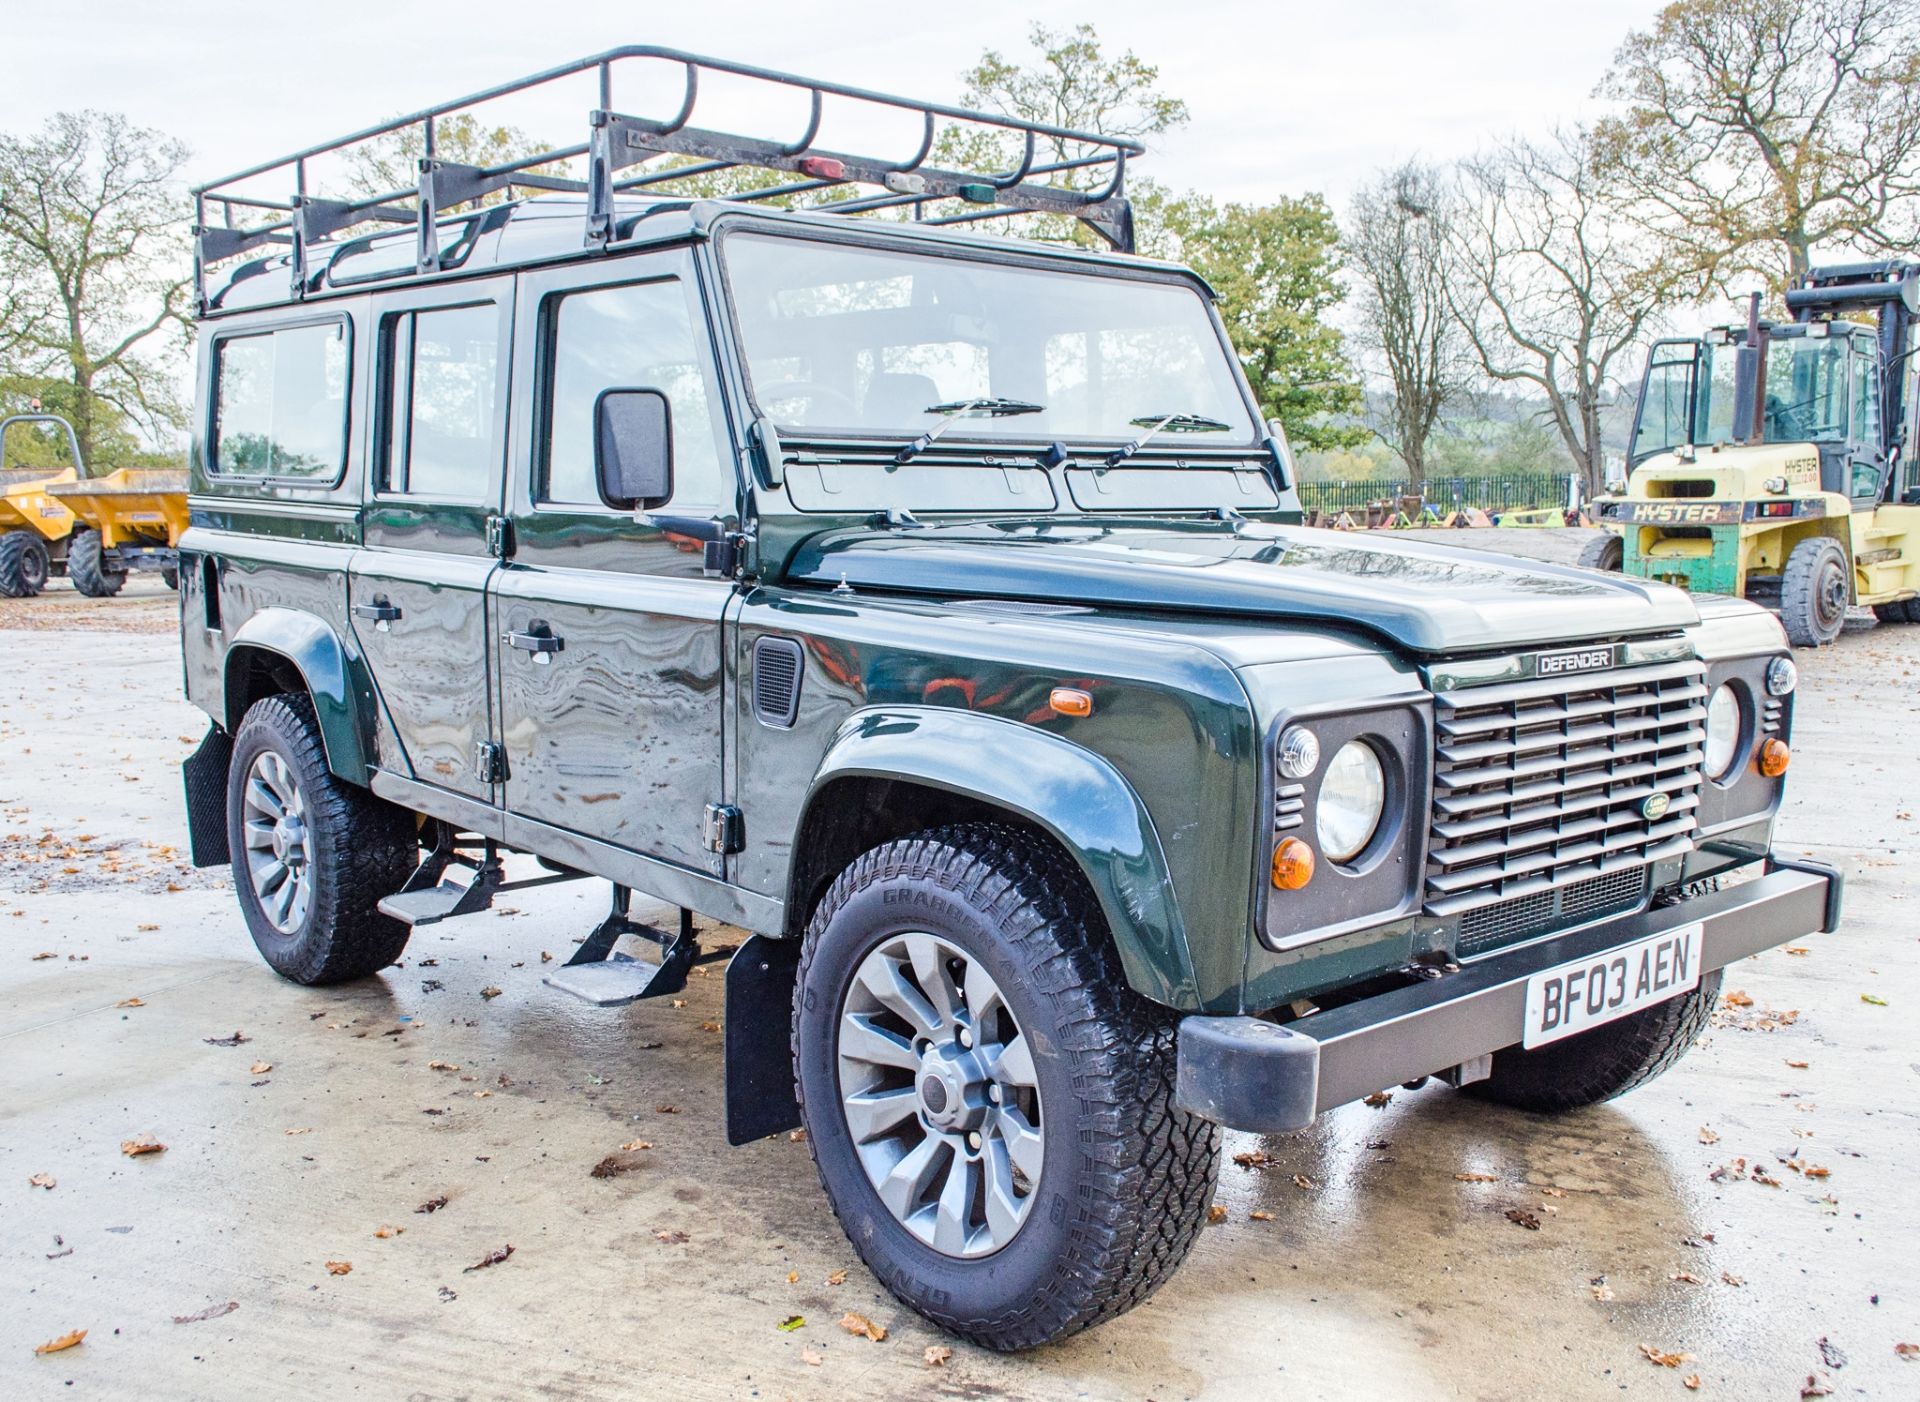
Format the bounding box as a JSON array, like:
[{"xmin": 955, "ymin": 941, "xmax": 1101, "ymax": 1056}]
[{"xmin": 190, "ymin": 46, "xmax": 1143, "ymax": 311}]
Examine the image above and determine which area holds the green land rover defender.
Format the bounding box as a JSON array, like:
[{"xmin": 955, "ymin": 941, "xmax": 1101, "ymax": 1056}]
[{"xmin": 176, "ymin": 50, "xmax": 1841, "ymax": 1349}]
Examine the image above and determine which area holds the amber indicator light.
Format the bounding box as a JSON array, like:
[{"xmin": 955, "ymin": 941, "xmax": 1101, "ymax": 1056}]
[
  {"xmin": 1270, "ymin": 837, "xmax": 1314, "ymax": 890},
  {"xmin": 1049, "ymin": 687, "xmax": 1094, "ymax": 718},
  {"xmin": 1758, "ymin": 737, "xmax": 1791, "ymax": 777}
]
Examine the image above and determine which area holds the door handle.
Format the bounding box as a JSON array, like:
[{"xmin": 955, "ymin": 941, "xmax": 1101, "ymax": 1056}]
[
  {"xmin": 505, "ymin": 626, "xmax": 564, "ymax": 664},
  {"xmin": 352, "ymin": 599, "xmax": 402, "ymax": 628}
]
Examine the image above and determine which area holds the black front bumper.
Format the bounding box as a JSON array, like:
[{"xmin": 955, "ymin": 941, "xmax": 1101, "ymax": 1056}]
[{"xmin": 1176, "ymin": 855, "xmax": 1842, "ymax": 1134}]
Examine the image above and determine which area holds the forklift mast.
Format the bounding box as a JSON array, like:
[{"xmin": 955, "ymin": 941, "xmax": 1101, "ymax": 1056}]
[{"xmin": 1783, "ymin": 260, "xmax": 1920, "ymax": 477}]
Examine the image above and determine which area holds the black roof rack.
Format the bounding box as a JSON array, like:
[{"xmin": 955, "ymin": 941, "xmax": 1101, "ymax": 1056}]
[{"xmin": 190, "ymin": 47, "xmax": 1143, "ymax": 312}]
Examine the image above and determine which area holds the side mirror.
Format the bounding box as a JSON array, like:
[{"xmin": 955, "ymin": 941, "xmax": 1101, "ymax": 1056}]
[{"xmin": 594, "ymin": 388, "xmax": 673, "ymax": 509}]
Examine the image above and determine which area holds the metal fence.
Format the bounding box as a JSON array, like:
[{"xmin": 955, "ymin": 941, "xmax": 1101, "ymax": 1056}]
[{"xmin": 1297, "ymin": 473, "xmax": 1571, "ymax": 517}]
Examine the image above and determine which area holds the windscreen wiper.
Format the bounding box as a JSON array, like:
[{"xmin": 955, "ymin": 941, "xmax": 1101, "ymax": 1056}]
[
  {"xmin": 1105, "ymin": 412, "xmax": 1231, "ymax": 467},
  {"xmin": 895, "ymin": 398, "xmax": 1044, "ymax": 464}
]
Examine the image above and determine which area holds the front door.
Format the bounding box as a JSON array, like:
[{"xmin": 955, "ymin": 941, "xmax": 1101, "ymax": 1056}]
[
  {"xmin": 492, "ymin": 250, "xmax": 735, "ymax": 874},
  {"xmin": 350, "ymin": 279, "xmax": 513, "ymax": 800}
]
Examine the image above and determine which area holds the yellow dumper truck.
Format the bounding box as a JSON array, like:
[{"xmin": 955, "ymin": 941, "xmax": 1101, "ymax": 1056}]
[{"xmin": 1600, "ymin": 260, "xmax": 1920, "ymax": 645}]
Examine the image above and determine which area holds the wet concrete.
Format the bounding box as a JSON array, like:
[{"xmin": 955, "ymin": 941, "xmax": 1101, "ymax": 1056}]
[{"xmin": 3, "ymin": 584, "xmax": 1917, "ymax": 1399}]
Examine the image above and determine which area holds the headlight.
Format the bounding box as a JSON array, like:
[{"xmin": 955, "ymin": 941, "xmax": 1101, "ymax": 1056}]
[
  {"xmin": 1766, "ymin": 655, "xmax": 1797, "ymax": 696},
  {"xmin": 1316, "ymin": 740, "xmax": 1385, "ymax": 862},
  {"xmin": 1704, "ymin": 684, "xmax": 1741, "ymax": 779}
]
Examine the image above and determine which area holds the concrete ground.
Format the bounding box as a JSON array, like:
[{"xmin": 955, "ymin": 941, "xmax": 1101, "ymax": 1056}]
[{"xmin": 3, "ymin": 576, "xmax": 1917, "ymax": 1401}]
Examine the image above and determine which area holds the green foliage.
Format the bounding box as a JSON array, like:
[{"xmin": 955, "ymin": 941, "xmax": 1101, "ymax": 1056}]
[{"xmin": 1153, "ymin": 192, "xmax": 1365, "ymax": 451}]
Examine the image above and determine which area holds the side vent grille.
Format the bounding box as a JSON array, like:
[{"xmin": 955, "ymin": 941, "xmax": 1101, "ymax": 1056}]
[{"xmin": 752, "ymin": 636, "xmax": 805, "ymax": 729}]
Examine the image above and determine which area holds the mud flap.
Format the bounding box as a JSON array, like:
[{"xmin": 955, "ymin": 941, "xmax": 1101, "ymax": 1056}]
[
  {"xmin": 182, "ymin": 725, "xmax": 233, "ymax": 867},
  {"xmin": 724, "ymin": 934, "xmax": 803, "ymax": 1145}
]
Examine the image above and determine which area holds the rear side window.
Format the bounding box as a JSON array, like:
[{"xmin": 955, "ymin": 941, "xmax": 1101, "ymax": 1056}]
[
  {"xmin": 211, "ymin": 321, "xmax": 349, "ymax": 479},
  {"xmin": 379, "ymin": 303, "xmax": 499, "ymax": 499}
]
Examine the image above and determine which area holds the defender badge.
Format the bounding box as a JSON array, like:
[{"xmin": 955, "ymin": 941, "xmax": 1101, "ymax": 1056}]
[{"xmin": 1641, "ymin": 792, "xmax": 1672, "ymax": 821}]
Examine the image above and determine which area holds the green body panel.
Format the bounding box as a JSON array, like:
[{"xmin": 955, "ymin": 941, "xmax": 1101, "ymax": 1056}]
[
  {"xmin": 805, "ymin": 707, "xmax": 1200, "ymax": 1007},
  {"xmin": 220, "ymin": 605, "xmax": 373, "ymax": 783},
  {"xmin": 1621, "ymin": 520, "xmax": 1743, "ymax": 595}
]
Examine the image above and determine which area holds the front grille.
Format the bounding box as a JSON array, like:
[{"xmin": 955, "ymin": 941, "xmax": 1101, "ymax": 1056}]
[
  {"xmin": 1426, "ymin": 658, "xmax": 1706, "ymax": 918},
  {"xmin": 1457, "ymin": 867, "xmax": 1650, "ymax": 957}
]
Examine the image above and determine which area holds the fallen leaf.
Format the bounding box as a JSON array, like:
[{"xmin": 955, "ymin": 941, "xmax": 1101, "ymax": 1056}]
[
  {"xmin": 1801, "ymin": 1375, "xmax": 1834, "ymax": 1397},
  {"xmin": 1292, "ymin": 1173, "xmax": 1317, "ymax": 1190},
  {"xmin": 1722, "ymin": 1272, "xmax": 1744, "ymax": 1286},
  {"xmin": 787, "ymin": 1270, "xmax": 799, "ymax": 1284},
  {"xmin": 1698, "ymin": 1126, "xmax": 1721, "ymax": 1144},
  {"xmin": 1753, "ymin": 1168, "xmax": 1782, "ymax": 1188},
  {"xmin": 1894, "ymin": 1342, "xmax": 1917, "ymax": 1359},
  {"xmin": 284, "ymin": 1127, "xmax": 313, "ymax": 1136},
  {"xmin": 1640, "ymin": 1344, "xmax": 1691, "ymax": 1368},
  {"xmin": 801, "ymin": 1348, "xmax": 822, "ymax": 1366},
  {"xmin": 1591, "ymin": 1282, "xmax": 1615, "ymax": 1301},
  {"xmin": 325, "ymin": 1261, "xmax": 352, "ymax": 1276},
  {"xmin": 1683, "ymin": 1374, "xmax": 1702, "ymax": 1391},
  {"xmin": 1362, "ymin": 1091, "xmax": 1393, "ymax": 1107},
  {"xmin": 172, "ymin": 1301, "xmax": 238, "ymax": 1324},
  {"xmin": 1232, "ymin": 1149, "xmax": 1277, "ymax": 1170},
  {"xmin": 1671, "ymin": 1272, "xmax": 1705, "ymax": 1285},
  {"xmin": 480, "ymin": 986, "xmax": 502, "ymax": 1000},
  {"xmin": 250, "ymin": 1062, "xmax": 272, "ymax": 1075},
  {"xmin": 1861, "ymin": 993, "xmax": 1887, "ymax": 1006},
  {"xmin": 670, "ymin": 998, "xmax": 688, "ymax": 1009},
  {"xmin": 653, "ymin": 1229, "xmax": 689, "ymax": 1245},
  {"xmin": 925, "ymin": 1345, "xmax": 953, "ymax": 1366},
  {"xmin": 1505, "ymin": 1207, "xmax": 1541, "ymax": 1230},
  {"xmin": 699, "ymin": 1020, "xmax": 721, "ymax": 1033},
  {"xmin": 116, "ymin": 997, "xmax": 144, "ymax": 1007},
  {"xmin": 1805, "ymin": 1165, "xmax": 1831, "ymax": 1179},
  {"xmin": 1541, "ymin": 1186, "xmax": 1568, "ymax": 1198},
  {"xmin": 778, "ymin": 1315, "xmax": 805, "ymax": 1332},
  {"xmin": 838, "ymin": 1311, "xmax": 886, "ymax": 1342},
  {"xmin": 1818, "ymin": 1337, "xmax": 1847, "ymax": 1370},
  {"xmin": 1249, "ymin": 1210, "xmax": 1275, "ymax": 1221},
  {"xmin": 1454, "ymin": 1171, "xmax": 1498, "ymax": 1183},
  {"xmin": 654, "ymin": 1104, "xmax": 678, "ymax": 1115},
  {"xmin": 31, "ymin": 951, "xmax": 55, "ymax": 961},
  {"xmin": 462, "ymin": 1244, "xmax": 513, "ymax": 1273},
  {"xmin": 29, "ymin": 1172, "xmax": 55, "ymax": 1189},
  {"xmin": 1723, "ymin": 990, "xmax": 1754, "ymax": 1008},
  {"xmin": 415, "ymin": 1195, "xmax": 448, "ymax": 1214},
  {"xmin": 1786, "ymin": 946, "xmax": 1810, "ymax": 956},
  {"xmin": 120, "ymin": 1136, "xmax": 166, "ymax": 1157},
  {"xmin": 1785, "ymin": 1059, "xmax": 1810, "ymax": 1069},
  {"xmin": 826, "ymin": 1269, "xmax": 848, "ymax": 1285},
  {"xmin": 202, "ymin": 1030, "xmax": 249, "ymax": 1046},
  {"xmin": 789, "ymin": 1128, "xmax": 807, "ymax": 1142},
  {"xmin": 374, "ymin": 1225, "xmax": 403, "ymax": 1239},
  {"xmin": 1206, "ymin": 1205, "xmax": 1228, "ymax": 1224},
  {"xmin": 428, "ymin": 1060, "xmax": 460, "ymax": 1072},
  {"xmin": 33, "ymin": 1329, "xmax": 85, "ymax": 1354},
  {"xmin": 137, "ymin": 923, "xmax": 160, "ymax": 932}
]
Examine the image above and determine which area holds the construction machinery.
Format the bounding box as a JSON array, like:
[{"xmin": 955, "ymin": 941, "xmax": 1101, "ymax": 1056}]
[
  {"xmin": 0, "ymin": 413, "xmax": 81, "ymax": 597},
  {"xmin": 1599, "ymin": 260, "xmax": 1920, "ymax": 645},
  {"xmin": 50, "ymin": 462, "xmax": 188, "ymax": 595}
]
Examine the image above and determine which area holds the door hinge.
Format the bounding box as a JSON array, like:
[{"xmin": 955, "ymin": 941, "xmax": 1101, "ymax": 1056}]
[
  {"xmin": 474, "ymin": 741, "xmax": 508, "ymax": 785},
  {"xmin": 486, "ymin": 515, "xmax": 516, "ymax": 559},
  {"xmin": 702, "ymin": 803, "xmax": 744, "ymax": 855}
]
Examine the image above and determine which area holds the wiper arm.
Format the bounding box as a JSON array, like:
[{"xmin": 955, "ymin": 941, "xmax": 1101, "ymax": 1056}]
[
  {"xmin": 1105, "ymin": 412, "xmax": 1231, "ymax": 467},
  {"xmin": 895, "ymin": 397, "xmax": 1044, "ymax": 464}
]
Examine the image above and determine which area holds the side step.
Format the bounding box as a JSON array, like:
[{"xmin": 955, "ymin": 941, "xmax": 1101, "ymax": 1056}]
[
  {"xmin": 543, "ymin": 887, "xmax": 699, "ymax": 1007},
  {"xmin": 377, "ymin": 834, "xmax": 584, "ymax": 928}
]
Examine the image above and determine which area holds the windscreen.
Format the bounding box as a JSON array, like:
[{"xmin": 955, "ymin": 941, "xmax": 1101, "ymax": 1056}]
[
  {"xmin": 1696, "ymin": 336, "xmax": 1856, "ymax": 448},
  {"xmin": 722, "ymin": 233, "xmax": 1257, "ymax": 446}
]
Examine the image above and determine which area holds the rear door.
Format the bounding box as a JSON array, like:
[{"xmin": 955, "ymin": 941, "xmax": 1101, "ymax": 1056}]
[
  {"xmin": 492, "ymin": 249, "xmax": 737, "ymax": 873},
  {"xmin": 349, "ymin": 277, "xmax": 513, "ymax": 800}
]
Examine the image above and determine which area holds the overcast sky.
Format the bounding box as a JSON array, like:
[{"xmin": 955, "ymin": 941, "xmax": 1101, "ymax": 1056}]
[{"xmin": 6, "ymin": 0, "xmax": 1668, "ymax": 208}]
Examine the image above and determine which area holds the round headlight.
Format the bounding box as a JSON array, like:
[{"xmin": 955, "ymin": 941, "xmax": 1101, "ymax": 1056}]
[
  {"xmin": 1277, "ymin": 726, "xmax": 1320, "ymax": 779},
  {"xmin": 1766, "ymin": 655, "xmax": 1797, "ymax": 697},
  {"xmin": 1704, "ymin": 684, "xmax": 1741, "ymax": 779},
  {"xmin": 1316, "ymin": 740, "xmax": 1385, "ymax": 862}
]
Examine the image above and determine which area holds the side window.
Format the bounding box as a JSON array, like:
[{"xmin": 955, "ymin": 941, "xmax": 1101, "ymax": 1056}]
[
  {"xmin": 541, "ymin": 278, "xmax": 730, "ymax": 510},
  {"xmin": 211, "ymin": 321, "xmax": 349, "ymax": 478},
  {"xmin": 1853, "ymin": 348, "xmax": 1882, "ymax": 450},
  {"xmin": 380, "ymin": 303, "xmax": 498, "ymax": 499}
]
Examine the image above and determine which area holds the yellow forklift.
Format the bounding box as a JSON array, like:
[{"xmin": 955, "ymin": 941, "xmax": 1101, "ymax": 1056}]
[
  {"xmin": 1599, "ymin": 260, "xmax": 1920, "ymax": 645},
  {"xmin": 0, "ymin": 413, "xmax": 81, "ymax": 597}
]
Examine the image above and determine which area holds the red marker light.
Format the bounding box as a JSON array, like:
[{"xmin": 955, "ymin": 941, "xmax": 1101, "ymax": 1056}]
[{"xmin": 798, "ymin": 156, "xmax": 846, "ymax": 180}]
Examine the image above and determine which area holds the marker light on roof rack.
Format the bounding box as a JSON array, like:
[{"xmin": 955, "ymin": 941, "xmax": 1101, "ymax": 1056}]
[
  {"xmin": 797, "ymin": 156, "xmax": 846, "ymax": 180},
  {"xmin": 883, "ymin": 171, "xmax": 927, "ymax": 195},
  {"xmin": 959, "ymin": 184, "xmax": 997, "ymax": 205}
]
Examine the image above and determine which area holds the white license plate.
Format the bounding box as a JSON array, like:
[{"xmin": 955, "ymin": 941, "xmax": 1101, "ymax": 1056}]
[{"xmin": 1522, "ymin": 924, "xmax": 1704, "ymax": 1048}]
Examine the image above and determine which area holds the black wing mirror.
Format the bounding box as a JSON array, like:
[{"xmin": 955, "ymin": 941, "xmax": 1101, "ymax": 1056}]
[{"xmin": 594, "ymin": 388, "xmax": 673, "ymax": 509}]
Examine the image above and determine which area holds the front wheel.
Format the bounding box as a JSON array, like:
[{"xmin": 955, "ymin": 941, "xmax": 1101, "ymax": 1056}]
[
  {"xmin": 792, "ymin": 825, "xmax": 1219, "ymax": 1351},
  {"xmin": 1576, "ymin": 533, "xmax": 1624, "ymax": 572},
  {"xmin": 1780, "ymin": 536, "xmax": 1850, "ymax": 646},
  {"xmin": 226, "ymin": 693, "xmax": 417, "ymax": 984},
  {"xmin": 66, "ymin": 527, "xmax": 126, "ymax": 598},
  {"xmin": 0, "ymin": 530, "xmax": 50, "ymax": 597}
]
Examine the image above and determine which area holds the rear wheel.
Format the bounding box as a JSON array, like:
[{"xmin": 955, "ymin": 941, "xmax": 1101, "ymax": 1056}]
[
  {"xmin": 792, "ymin": 824, "xmax": 1219, "ymax": 1351},
  {"xmin": 1576, "ymin": 533, "xmax": 1624, "ymax": 572},
  {"xmin": 161, "ymin": 568, "xmax": 179, "ymax": 590},
  {"xmin": 66, "ymin": 528, "xmax": 126, "ymax": 598},
  {"xmin": 1780, "ymin": 537, "xmax": 1849, "ymax": 647},
  {"xmin": 226, "ymin": 693, "xmax": 417, "ymax": 984},
  {"xmin": 0, "ymin": 530, "xmax": 50, "ymax": 597},
  {"xmin": 1871, "ymin": 598, "xmax": 1919, "ymax": 624}
]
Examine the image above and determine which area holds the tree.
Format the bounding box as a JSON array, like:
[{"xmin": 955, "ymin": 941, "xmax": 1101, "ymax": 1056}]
[
  {"xmin": 0, "ymin": 111, "xmax": 191, "ymax": 464},
  {"xmin": 1346, "ymin": 161, "xmax": 1470, "ymax": 494},
  {"xmin": 337, "ymin": 113, "xmax": 566, "ymax": 203},
  {"xmin": 1157, "ymin": 193, "xmax": 1364, "ymax": 450},
  {"xmin": 1594, "ymin": 0, "xmax": 1920, "ymax": 291},
  {"xmin": 1450, "ymin": 130, "xmax": 1674, "ymax": 495}
]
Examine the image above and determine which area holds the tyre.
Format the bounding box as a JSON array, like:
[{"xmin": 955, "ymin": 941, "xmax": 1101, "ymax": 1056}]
[
  {"xmin": 1576, "ymin": 533, "xmax": 1624, "ymax": 572},
  {"xmin": 162, "ymin": 568, "xmax": 179, "ymax": 590},
  {"xmin": 792, "ymin": 824, "xmax": 1219, "ymax": 1351},
  {"xmin": 226, "ymin": 693, "xmax": 417, "ymax": 984},
  {"xmin": 67, "ymin": 527, "xmax": 126, "ymax": 598},
  {"xmin": 1870, "ymin": 598, "xmax": 1918, "ymax": 624},
  {"xmin": 1780, "ymin": 536, "xmax": 1849, "ymax": 646},
  {"xmin": 0, "ymin": 530, "xmax": 50, "ymax": 597}
]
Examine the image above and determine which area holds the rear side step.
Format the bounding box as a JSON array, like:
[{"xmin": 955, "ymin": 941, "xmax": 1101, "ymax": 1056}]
[{"xmin": 543, "ymin": 885, "xmax": 699, "ymax": 1006}]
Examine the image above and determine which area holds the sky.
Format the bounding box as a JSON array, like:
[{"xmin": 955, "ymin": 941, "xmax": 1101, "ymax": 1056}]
[{"xmin": 3, "ymin": 0, "xmax": 1672, "ymax": 209}]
